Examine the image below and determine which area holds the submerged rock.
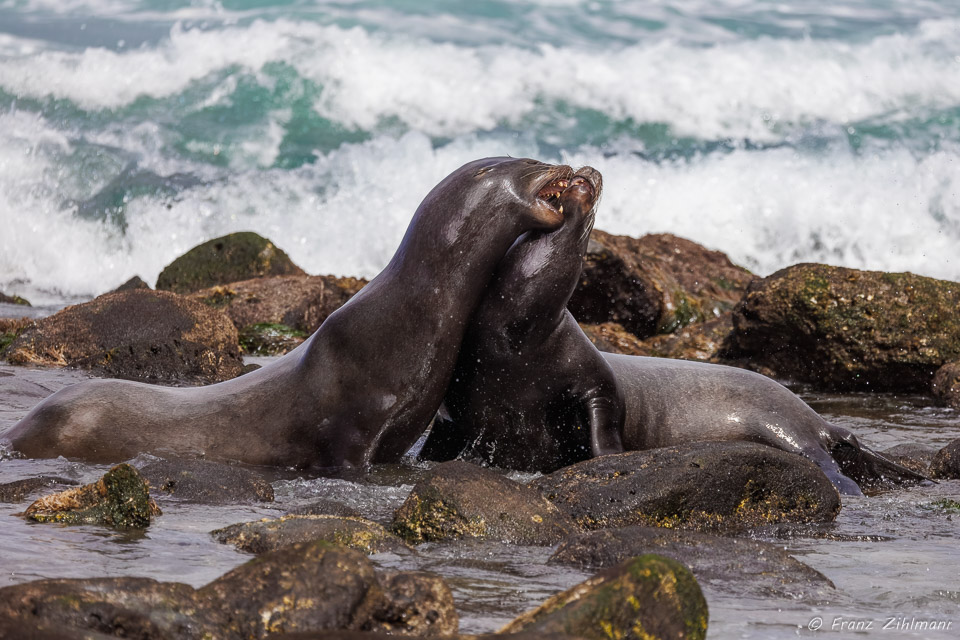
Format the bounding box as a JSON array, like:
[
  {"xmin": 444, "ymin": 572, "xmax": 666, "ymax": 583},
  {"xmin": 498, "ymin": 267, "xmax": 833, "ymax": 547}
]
[
  {"xmin": 728, "ymin": 263, "xmax": 960, "ymax": 391},
  {"xmin": 0, "ymin": 476, "xmax": 77, "ymax": 503},
  {"xmin": 213, "ymin": 515, "xmax": 412, "ymax": 555},
  {"xmin": 156, "ymin": 231, "xmax": 306, "ymax": 294},
  {"xmin": 880, "ymin": 443, "xmax": 939, "ymax": 476},
  {"xmin": 532, "ymin": 443, "xmax": 841, "ymax": 532},
  {"xmin": 138, "ymin": 457, "xmax": 274, "ymax": 504},
  {"xmin": 0, "ymin": 292, "xmax": 30, "ymax": 306},
  {"xmin": 500, "ymin": 554, "xmax": 708, "ymax": 640},
  {"xmin": 392, "ymin": 460, "xmax": 578, "ymax": 545},
  {"xmin": 568, "ymin": 231, "xmax": 754, "ymax": 339},
  {"xmin": 930, "ymin": 439, "xmax": 960, "ymax": 480},
  {"xmin": 24, "ymin": 464, "xmax": 160, "ymax": 528},
  {"xmin": 3, "ymin": 289, "xmax": 243, "ymax": 384},
  {"xmin": 287, "ymin": 499, "xmax": 363, "ymax": 519},
  {"xmin": 0, "ymin": 541, "xmax": 457, "ymax": 639},
  {"xmin": 550, "ymin": 525, "xmax": 835, "ymax": 601},
  {"xmin": 932, "ymin": 362, "xmax": 960, "ymax": 409},
  {"xmin": 191, "ymin": 274, "xmax": 367, "ymax": 339}
]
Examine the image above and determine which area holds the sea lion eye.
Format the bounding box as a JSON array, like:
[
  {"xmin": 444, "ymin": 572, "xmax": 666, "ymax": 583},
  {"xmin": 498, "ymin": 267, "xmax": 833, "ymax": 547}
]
[{"xmin": 474, "ymin": 167, "xmax": 495, "ymax": 178}]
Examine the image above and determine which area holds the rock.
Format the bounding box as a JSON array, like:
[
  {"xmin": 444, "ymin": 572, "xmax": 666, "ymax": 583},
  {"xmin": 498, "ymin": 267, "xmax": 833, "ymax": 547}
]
[
  {"xmin": 287, "ymin": 499, "xmax": 363, "ymax": 518},
  {"xmin": 880, "ymin": 443, "xmax": 939, "ymax": 476},
  {"xmin": 196, "ymin": 541, "xmax": 457, "ymax": 638},
  {"xmin": 273, "ymin": 634, "xmax": 584, "ymax": 640},
  {"xmin": 579, "ymin": 322, "xmax": 650, "ymax": 356},
  {"xmin": 0, "ymin": 476, "xmax": 77, "ymax": 503},
  {"xmin": 3, "ymin": 289, "xmax": 243, "ymax": 384},
  {"xmin": 550, "ymin": 525, "xmax": 835, "ymax": 601},
  {"xmin": 568, "ymin": 231, "xmax": 754, "ymax": 339},
  {"xmin": 532, "ymin": 443, "xmax": 841, "ymax": 532},
  {"xmin": 0, "ymin": 317, "xmax": 33, "ymax": 355},
  {"xmin": 0, "ymin": 576, "xmax": 198, "ymax": 639},
  {"xmin": 138, "ymin": 458, "xmax": 274, "ymax": 504},
  {"xmin": 728, "ymin": 263, "xmax": 960, "ymax": 391},
  {"xmin": 500, "ymin": 554, "xmax": 708, "ymax": 640},
  {"xmin": 0, "ymin": 541, "xmax": 458, "ymax": 639},
  {"xmin": 583, "ymin": 315, "xmax": 737, "ymax": 362},
  {"xmin": 930, "ymin": 439, "xmax": 960, "ymax": 480},
  {"xmin": 213, "ymin": 515, "xmax": 413, "ymax": 555},
  {"xmin": 932, "ymin": 362, "xmax": 960, "ymax": 408},
  {"xmin": 0, "ymin": 292, "xmax": 30, "ymax": 306},
  {"xmin": 156, "ymin": 231, "xmax": 306, "ymax": 294},
  {"xmin": 392, "ymin": 461, "xmax": 579, "ymax": 545},
  {"xmin": 191, "ymin": 274, "xmax": 367, "ymax": 335},
  {"xmin": 108, "ymin": 275, "xmax": 151, "ymax": 294},
  {"xmin": 0, "ymin": 618, "xmax": 120, "ymax": 639},
  {"xmin": 23, "ymin": 464, "xmax": 161, "ymax": 528},
  {"xmin": 238, "ymin": 322, "xmax": 307, "ymax": 355}
]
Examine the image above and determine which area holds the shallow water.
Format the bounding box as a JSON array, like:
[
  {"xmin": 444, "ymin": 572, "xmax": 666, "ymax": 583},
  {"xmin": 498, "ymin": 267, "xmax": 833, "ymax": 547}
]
[{"xmin": 1, "ymin": 362, "xmax": 959, "ymax": 638}]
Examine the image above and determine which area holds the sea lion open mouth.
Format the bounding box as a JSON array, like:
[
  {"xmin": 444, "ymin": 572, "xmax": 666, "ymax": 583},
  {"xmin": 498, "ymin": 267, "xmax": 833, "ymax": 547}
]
[{"xmin": 537, "ymin": 177, "xmax": 570, "ymax": 211}]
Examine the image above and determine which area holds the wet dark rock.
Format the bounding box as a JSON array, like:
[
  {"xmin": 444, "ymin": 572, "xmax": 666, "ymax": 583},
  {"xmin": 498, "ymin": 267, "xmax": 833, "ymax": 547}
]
[
  {"xmin": 727, "ymin": 263, "xmax": 960, "ymax": 391},
  {"xmin": 107, "ymin": 275, "xmax": 151, "ymax": 294},
  {"xmin": 213, "ymin": 515, "xmax": 413, "ymax": 555},
  {"xmin": 287, "ymin": 498, "xmax": 363, "ymax": 518},
  {"xmin": 880, "ymin": 443, "xmax": 939, "ymax": 476},
  {"xmin": 568, "ymin": 231, "xmax": 754, "ymax": 339},
  {"xmin": 550, "ymin": 525, "xmax": 835, "ymax": 601},
  {"xmin": 191, "ymin": 274, "xmax": 367, "ymax": 336},
  {"xmin": 273, "ymin": 634, "xmax": 585, "ymax": 640},
  {"xmin": 930, "ymin": 439, "xmax": 960, "ymax": 479},
  {"xmin": 3, "ymin": 289, "xmax": 243, "ymax": 384},
  {"xmin": 23, "ymin": 464, "xmax": 161, "ymax": 527},
  {"xmin": 238, "ymin": 322, "xmax": 307, "ymax": 355},
  {"xmin": 932, "ymin": 362, "xmax": 960, "ymax": 408},
  {"xmin": 392, "ymin": 460, "xmax": 579, "ymax": 545},
  {"xmin": 500, "ymin": 554, "xmax": 708, "ymax": 640},
  {"xmin": 138, "ymin": 457, "xmax": 274, "ymax": 504},
  {"xmin": 156, "ymin": 231, "xmax": 306, "ymax": 294},
  {"xmin": 0, "ymin": 576, "xmax": 198, "ymax": 639},
  {"xmin": 0, "ymin": 476, "xmax": 77, "ymax": 503},
  {"xmin": 196, "ymin": 541, "xmax": 457, "ymax": 638},
  {"xmin": 0, "ymin": 292, "xmax": 30, "ymax": 306},
  {"xmin": 0, "ymin": 618, "xmax": 119, "ymax": 639},
  {"xmin": 532, "ymin": 443, "xmax": 841, "ymax": 532},
  {"xmin": 0, "ymin": 317, "xmax": 33, "ymax": 355},
  {"xmin": 0, "ymin": 541, "xmax": 457, "ymax": 639}
]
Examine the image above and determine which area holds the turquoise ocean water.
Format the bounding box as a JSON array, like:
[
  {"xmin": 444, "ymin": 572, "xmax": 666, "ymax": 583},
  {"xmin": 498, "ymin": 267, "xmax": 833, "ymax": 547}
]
[{"xmin": 1, "ymin": 0, "xmax": 959, "ymax": 303}]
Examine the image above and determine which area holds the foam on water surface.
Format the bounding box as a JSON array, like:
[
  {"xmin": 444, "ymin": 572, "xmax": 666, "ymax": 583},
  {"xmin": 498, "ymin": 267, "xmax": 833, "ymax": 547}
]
[{"xmin": 0, "ymin": 1, "xmax": 958, "ymax": 300}]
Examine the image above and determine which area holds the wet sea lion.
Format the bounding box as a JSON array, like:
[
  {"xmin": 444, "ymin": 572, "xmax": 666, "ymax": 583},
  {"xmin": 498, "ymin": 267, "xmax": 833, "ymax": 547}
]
[
  {"xmin": 420, "ymin": 169, "xmax": 923, "ymax": 494},
  {"xmin": 420, "ymin": 167, "xmax": 625, "ymax": 472},
  {"xmin": 3, "ymin": 157, "xmax": 574, "ymax": 469}
]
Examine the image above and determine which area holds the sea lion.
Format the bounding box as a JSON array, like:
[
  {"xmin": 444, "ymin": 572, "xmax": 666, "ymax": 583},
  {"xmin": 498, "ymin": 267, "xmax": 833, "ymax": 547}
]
[
  {"xmin": 420, "ymin": 167, "xmax": 625, "ymax": 472},
  {"xmin": 3, "ymin": 157, "xmax": 573, "ymax": 469},
  {"xmin": 420, "ymin": 169, "xmax": 923, "ymax": 494}
]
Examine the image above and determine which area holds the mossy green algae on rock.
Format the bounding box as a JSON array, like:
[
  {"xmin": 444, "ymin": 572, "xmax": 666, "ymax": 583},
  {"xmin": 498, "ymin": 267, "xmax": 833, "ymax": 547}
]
[
  {"xmin": 24, "ymin": 464, "xmax": 160, "ymax": 528},
  {"xmin": 500, "ymin": 554, "xmax": 708, "ymax": 640},
  {"xmin": 730, "ymin": 263, "xmax": 960, "ymax": 391},
  {"xmin": 155, "ymin": 231, "xmax": 305, "ymax": 294}
]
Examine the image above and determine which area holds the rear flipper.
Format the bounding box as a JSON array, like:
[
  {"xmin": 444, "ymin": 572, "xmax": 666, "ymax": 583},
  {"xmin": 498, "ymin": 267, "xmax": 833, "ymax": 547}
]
[
  {"xmin": 834, "ymin": 442, "xmax": 931, "ymax": 491},
  {"xmin": 807, "ymin": 448, "xmax": 864, "ymax": 496}
]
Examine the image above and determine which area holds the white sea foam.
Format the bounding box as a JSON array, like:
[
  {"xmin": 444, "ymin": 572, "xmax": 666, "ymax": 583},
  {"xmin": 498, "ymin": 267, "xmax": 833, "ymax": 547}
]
[
  {"xmin": 0, "ymin": 18, "xmax": 958, "ymax": 140},
  {"xmin": 3, "ymin": 126, "xmax": 959, "ymax": 302}
]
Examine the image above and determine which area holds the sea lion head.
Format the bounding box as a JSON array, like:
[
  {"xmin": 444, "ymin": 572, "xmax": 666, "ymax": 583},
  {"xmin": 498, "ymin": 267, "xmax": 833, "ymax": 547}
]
[
  {"xmin": 439, "ymin": 157, "xmax": 578, "ymax": 231},
  {"xmin": 553, "ymin": 165, "xmax": 602, "ymax": 243}
]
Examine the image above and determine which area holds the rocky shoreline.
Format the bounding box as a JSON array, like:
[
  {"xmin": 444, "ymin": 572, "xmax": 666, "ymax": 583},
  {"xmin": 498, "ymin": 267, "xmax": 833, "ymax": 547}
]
[{"xmin": 2, "ymin": 230, "xmax": 959, "ymax": 638}]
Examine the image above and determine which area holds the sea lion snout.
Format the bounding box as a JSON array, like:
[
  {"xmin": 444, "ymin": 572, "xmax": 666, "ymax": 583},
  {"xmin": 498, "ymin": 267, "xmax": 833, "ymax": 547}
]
[{"xmin": 560, "ymin": 166, "xmax": 603, "ymax": 213}]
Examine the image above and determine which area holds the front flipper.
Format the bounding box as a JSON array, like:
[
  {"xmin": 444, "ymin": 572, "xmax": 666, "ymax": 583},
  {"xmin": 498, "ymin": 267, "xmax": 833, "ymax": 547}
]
[{"xmin": 583, "ymin": 387, "xmax": 625, "ymax": 457}]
